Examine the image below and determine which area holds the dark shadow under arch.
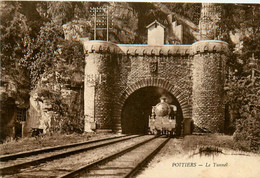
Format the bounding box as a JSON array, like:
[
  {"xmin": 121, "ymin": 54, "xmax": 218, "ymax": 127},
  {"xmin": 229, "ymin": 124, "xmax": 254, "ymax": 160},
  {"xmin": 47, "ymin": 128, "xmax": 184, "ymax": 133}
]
[{"xmin": 121, "ymin": 86, "xmax": 183, "ymax": 135}]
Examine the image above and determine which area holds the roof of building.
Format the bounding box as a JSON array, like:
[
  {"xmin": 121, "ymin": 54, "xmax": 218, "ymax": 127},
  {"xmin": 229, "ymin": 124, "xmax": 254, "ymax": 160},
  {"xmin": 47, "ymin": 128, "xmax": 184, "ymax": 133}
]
[{"xmin": 146, "ymin": 20, "xmax": 166, "ymax": 29}]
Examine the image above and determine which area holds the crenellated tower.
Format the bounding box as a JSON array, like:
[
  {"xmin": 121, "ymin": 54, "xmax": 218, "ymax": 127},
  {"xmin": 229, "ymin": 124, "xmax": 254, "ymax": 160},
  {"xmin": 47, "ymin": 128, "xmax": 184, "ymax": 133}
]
[{"xmin": 82, "ymin": 39, "xmax": 121, "ymax": 132}]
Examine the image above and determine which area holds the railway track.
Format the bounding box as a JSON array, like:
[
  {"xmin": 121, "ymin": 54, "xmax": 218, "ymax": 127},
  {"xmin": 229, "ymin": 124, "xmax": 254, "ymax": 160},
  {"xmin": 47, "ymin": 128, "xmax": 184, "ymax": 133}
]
[
  {"xmin": 0, "ymin": 135, "xmax": 127, "ymax": 162},
  {"xmin": 0, "ymin": 135, "xmax": 170, "ymax": 177},
  {"xmin": 59, "ymin": 136, "xmax": 170, "ymax": 178},
  {"xmin": 0, "ymin": 134, "xmax": 140, "ymax": 176}
]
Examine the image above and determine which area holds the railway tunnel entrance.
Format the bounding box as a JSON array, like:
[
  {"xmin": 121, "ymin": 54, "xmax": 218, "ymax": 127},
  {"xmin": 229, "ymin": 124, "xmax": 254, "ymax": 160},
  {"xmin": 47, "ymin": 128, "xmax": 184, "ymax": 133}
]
[{"xmin": 121, "ymin": 86, "xmax": 183, "ymax": 135}]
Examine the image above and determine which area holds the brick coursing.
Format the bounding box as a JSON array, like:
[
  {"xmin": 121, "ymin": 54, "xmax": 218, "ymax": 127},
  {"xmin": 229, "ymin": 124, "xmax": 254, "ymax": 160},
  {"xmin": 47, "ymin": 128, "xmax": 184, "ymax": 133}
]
[
  {"xmin": 192, "ymin": 53, "xmax": 226, "ymax": 132},
  {"xmin": 121, "ymin": 55, "xmax": 193, "ymax": 112},
  {"xmin": 84, "ymin": 53, "xmax": 117, "ymax": 129},
  {"xmin": 83, "ymin": 40, "xmax": 228, "ymax": 134}
]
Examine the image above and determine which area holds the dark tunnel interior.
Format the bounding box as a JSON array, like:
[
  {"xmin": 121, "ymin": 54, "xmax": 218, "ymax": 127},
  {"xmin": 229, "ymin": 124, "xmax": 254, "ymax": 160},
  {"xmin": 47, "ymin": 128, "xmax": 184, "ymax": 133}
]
[{"xmin": 121, "ymin": 86, "xmax": 183, "ymax": 134}]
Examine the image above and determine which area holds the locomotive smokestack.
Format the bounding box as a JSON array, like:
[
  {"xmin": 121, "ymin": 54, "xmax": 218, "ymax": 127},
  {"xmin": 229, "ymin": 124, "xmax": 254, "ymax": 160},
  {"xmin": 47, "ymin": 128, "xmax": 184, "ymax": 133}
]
[{"xmin": 160, "ymin": 96, "xmax": 167, "ymax": 103}]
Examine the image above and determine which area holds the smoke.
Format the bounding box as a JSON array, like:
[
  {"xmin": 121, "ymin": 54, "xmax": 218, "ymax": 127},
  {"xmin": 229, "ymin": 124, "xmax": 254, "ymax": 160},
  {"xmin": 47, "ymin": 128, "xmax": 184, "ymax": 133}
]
[{"xmin": 155, "ymin": 87, "xmax": 173, "ymax": 103}]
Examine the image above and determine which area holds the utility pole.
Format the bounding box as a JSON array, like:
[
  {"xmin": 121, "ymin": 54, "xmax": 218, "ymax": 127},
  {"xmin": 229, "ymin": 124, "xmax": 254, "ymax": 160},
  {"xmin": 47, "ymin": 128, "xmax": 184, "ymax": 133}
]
[
  {"xmin": 106, "ymin": 8, "xmax": 109, "ymax": 41},
  {"xmin": 89, "ymin": 7, "xmax": 112, "ymax": 41},
  {"xmin": 94, "ymin": 8, "xmax": 97, "ymax": 40}
]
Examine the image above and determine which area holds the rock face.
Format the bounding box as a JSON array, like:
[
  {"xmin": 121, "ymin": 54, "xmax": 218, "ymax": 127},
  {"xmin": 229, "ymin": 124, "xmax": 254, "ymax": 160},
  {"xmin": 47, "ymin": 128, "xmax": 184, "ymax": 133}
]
[
  {"xmin": 25, "ymin": 92, "xmax": 51, "ymax": 136},
  {"xmin": 63, "ymin": 20, "xmax": 91, "ymax": 40},
  {"xmin": 0, "ymin": 104, "xmax": 16, "ymax": 140},
  {"xmin": 25, "ymin": 68, "xmax": 84, "ymax": 136}
]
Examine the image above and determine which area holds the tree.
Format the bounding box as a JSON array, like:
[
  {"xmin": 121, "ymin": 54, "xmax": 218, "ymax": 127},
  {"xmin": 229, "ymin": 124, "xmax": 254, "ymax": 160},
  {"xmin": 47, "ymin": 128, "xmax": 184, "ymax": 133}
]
[
  {"xmin": 0, "ymin": 2, "xmax": 31, "ymax": 108},
  {"xmin": 222, "ymin": 4, "xmax": 260, "ymax": 152},
  {"xmin": 27, "ymin": 20, "xmax": 85, "ymax": 133}
]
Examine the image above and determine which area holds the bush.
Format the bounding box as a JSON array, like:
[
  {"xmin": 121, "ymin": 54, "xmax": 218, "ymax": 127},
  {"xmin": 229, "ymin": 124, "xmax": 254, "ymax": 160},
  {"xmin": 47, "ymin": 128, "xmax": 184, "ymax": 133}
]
[
  {"xmin": 30, "ymin": 24, "xmax": 85, "ymax": 134},
  {"xmin": 233, "ymin": 117, "xmax": 260, "ymax": 152},
  {"xmin": 226, "ymin": 76, "xmax": 260, "ymax": 153}
]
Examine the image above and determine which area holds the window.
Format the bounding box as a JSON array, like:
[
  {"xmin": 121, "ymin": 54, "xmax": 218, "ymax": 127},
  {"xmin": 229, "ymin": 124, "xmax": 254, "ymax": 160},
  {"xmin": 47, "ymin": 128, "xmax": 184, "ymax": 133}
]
[{"xmin": 16, "ymin": 108, "xmax": 26, "ymax": 122}]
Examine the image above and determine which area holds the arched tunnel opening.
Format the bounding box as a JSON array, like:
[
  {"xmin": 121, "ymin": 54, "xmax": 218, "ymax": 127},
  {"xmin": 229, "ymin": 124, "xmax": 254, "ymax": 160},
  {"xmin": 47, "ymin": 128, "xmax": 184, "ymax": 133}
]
[{"xmin": 121, "ymin": 86, "xmax": 183, "ymax": 135}]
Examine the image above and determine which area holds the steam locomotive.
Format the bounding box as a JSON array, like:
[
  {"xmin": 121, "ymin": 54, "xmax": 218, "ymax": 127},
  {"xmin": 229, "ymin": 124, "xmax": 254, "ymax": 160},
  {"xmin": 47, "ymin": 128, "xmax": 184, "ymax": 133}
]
[{"xmin": 148, "ymin": 97, "xmax": 177, "ymax": 136}]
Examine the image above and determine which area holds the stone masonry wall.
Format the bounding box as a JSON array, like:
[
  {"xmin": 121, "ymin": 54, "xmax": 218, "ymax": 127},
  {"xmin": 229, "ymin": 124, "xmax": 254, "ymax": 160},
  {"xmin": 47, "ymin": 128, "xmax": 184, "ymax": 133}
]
[
  {"xmin": 83, "ymin": 40, "xmax": 228, "ymax": 134},
  {"xmin": 84, "ymin": 52, "xmax": 117, "ymax": 130},
  {"xmin": 192, "ymin": 40, "xmax": 228, "ymax": 132},
  {"xmin": 124, "ymin": 55, "xmax": 192, "ymax": 102},
  {"xmin": 112, "ymin": 53, "xmax": 193, "ymax": 133},
  {"xmin": 192, "ymin": 53, "xmax": 225, "ymax": 132}
]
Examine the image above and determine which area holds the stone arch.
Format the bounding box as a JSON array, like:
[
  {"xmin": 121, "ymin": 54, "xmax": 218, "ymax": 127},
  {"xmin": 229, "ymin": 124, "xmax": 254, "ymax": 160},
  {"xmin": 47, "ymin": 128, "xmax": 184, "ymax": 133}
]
[{"xmin": 113, "ymin": 78, "xmax": 191, "ymax": 133}]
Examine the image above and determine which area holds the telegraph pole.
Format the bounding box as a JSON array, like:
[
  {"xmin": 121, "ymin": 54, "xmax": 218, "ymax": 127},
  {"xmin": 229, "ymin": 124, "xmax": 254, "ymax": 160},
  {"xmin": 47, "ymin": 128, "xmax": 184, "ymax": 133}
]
[
  {"xmin": 106, "ymin": 8, "xmax": 109, "ymax": 41},
  {"xmin": 94, "ymin": 8, "xmax": 97, "ymax": 40},
  {"xmin": 89, "ymin": 7, "xmax": 112, "ymax": 41}
]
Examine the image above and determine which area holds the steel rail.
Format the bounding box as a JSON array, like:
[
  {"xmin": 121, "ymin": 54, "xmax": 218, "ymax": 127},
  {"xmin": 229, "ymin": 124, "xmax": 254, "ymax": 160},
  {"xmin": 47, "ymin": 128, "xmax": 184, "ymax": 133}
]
[
  {"xmin": 59, "ymin": 136, "xmax": 170, "ymax": 178},
  {"xmin": 0, "ymin": 135, "xmax": 140, "ymax": 175},
  {"xmin": 0, "ymin": 135, "xmax": 127, "ymax": 162},
  {"xmin": 125, "ymin": 137, "xmax": 170, "ymax": 177}
]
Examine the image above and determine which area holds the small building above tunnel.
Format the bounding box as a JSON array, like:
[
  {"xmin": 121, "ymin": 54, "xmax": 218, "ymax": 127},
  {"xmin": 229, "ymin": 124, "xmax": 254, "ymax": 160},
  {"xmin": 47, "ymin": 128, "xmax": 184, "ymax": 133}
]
[{"xmin": 146, "ymin": 20, "xmax": 165, "ymax": 46}]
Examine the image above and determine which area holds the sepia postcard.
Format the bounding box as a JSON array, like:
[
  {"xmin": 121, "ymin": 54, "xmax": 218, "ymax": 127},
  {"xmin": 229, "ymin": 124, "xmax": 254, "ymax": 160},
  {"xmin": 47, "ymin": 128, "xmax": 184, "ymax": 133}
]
[{"xmin": 0, "ymin": 0, "xmax": 259, "ymax": 177}]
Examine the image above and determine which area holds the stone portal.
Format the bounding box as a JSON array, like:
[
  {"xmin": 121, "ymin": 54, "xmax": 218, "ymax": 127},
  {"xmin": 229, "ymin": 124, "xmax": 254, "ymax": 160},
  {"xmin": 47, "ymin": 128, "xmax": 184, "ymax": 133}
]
[
  {"xmin": 82, "ymin": 4, "xmax": 228, "ymax": 134},
  {"xmin": 82, "ymin": 38, "xmax": 228, "ymax": 135}
]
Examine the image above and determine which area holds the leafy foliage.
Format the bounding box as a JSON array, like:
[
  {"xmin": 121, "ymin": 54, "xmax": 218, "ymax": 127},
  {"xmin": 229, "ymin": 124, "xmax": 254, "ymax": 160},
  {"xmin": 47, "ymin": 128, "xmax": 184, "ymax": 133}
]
[
  {"xmin": 1, "ymin": 1, "xmax": 86, "ymax": 134},
  {"xmin": 32, "ymin": 24, "xmax": 85, "ymax": 132},
  {"xmin": 27, "ymin": 22, "xmax": 65, "ymax": 86},
  {"xmin": 226, "ymin": 76, "xmax": 260, "ymax": 152},
  {"xmin": 31, "ymin": 37, "xmax": 85, "ymax": 133},
  {"xmin": 0, "ymin": 2, "xmax": 31, "ymax": 108},
  {"xmin": 223, "ymin": 4, "xmax": 260, "ymax": 152}
]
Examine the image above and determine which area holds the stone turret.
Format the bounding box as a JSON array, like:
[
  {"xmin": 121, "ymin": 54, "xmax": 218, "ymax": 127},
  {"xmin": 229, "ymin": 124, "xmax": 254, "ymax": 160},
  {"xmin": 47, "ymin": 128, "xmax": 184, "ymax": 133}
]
[
  {"xmin": 192, "ymin": 41, "xmax": 228, "ymax": 132},
  {"xmin": 82, "ymin": 39, "xmax": 120, "ymax": 132}
]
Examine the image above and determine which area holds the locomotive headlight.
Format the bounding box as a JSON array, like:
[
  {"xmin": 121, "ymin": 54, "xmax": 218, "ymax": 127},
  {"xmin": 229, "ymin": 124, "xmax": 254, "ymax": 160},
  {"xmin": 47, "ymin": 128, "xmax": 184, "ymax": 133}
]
[{"xmin": 172, "ymin": 106, "xmax": 177, "ymax": 116}]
